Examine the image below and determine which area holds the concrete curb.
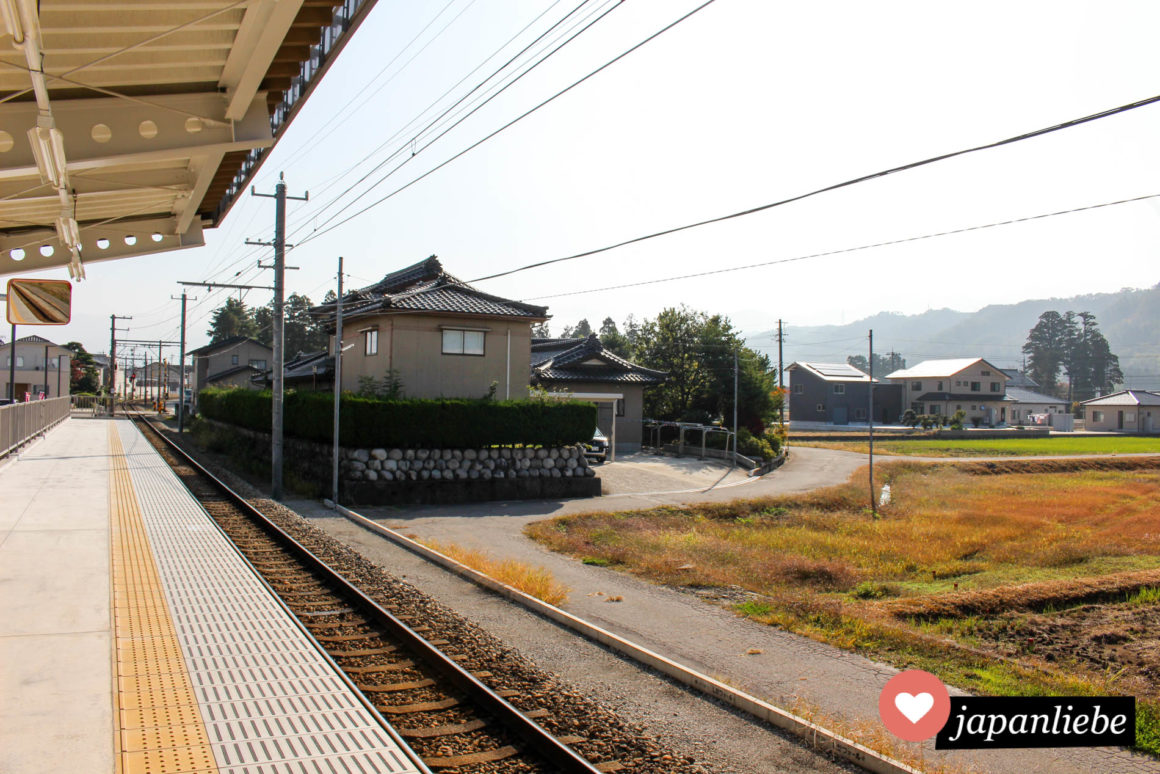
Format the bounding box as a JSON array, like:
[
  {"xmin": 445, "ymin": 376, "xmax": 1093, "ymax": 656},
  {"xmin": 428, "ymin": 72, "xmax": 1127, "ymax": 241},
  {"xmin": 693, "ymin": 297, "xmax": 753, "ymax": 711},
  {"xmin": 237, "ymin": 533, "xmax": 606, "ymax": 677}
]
[{"xmin": 328, "ymin": 501, "xmax": 921, "ymax": 774}]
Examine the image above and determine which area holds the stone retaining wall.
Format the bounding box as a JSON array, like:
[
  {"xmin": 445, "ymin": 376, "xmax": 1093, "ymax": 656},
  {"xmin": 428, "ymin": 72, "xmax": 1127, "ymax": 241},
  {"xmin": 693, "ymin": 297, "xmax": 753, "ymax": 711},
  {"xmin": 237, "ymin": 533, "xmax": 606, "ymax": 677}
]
[{"xmin": 197, "ymin": 419, "xmax": 600, "ymax": 505}]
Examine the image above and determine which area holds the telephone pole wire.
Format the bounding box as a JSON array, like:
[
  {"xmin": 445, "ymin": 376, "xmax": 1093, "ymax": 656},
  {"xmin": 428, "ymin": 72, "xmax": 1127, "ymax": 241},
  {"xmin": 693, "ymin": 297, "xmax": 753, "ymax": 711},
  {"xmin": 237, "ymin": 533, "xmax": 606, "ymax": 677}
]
[
  {"xmin": 109, "ymin": 314, "xmax": 132, "ymax": 415},
  {"xmin": 171, "ymin": 292, "xmax": 196, "ymax": 434},
  {"xmin": 249, "ymin": 172, "xmax": 308, "ymax": 499}
]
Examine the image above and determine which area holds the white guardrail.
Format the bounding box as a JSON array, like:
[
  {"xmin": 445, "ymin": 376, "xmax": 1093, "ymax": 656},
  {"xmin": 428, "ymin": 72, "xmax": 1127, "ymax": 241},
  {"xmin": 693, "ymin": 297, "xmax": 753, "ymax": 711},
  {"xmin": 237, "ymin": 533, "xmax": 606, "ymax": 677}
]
[
  {"xmin": 0, "ymin": 396, "xmax": 71, "ymax": 458},
  {"xmin": 328, "ymin": 501, "xmax": 920, "ymax": 774}
]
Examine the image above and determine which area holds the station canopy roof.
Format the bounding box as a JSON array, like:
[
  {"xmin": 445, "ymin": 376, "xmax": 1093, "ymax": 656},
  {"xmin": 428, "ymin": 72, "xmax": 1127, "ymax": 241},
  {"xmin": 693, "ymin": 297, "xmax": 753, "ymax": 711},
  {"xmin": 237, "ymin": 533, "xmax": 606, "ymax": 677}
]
[{"xmin": 0, "ymin": 0, "xmax": 378, "ymax": 279}]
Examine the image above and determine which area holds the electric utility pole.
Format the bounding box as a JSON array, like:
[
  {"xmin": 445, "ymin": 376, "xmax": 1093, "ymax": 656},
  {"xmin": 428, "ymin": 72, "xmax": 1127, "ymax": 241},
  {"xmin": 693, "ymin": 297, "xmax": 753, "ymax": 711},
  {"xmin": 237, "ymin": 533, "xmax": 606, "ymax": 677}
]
[
  {"xmin": 248, "ymin": 173, "xmax": 308, "ymax": 499},
  {"xmin": 109, "ymin": 314, "xmax": 132, "ymax": 414},
  {"xmin": 332, "ymin": 256, "xmax": 343, "ymax": 506},
  {"xmin": 777, "ymin": 319, "xmax": 785, "ymax": 427},
  {"xmin": 732, "ymin": 348, "xmax": 739, "ymax": 467},
  {"xmin": 868, "ymin": 328, "xmax": 876, "ymax": 516},
  {"xmin": 172, "ymin": 292, "xmax": 195, "ymax": 433}
]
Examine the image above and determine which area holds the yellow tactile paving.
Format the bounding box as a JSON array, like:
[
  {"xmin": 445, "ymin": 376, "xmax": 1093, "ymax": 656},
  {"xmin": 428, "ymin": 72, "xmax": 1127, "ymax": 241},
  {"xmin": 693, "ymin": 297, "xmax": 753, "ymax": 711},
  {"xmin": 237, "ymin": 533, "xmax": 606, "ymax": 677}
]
[{"xmin": 108, "ymin": 425, "xmax": 219, "ymax": 774}]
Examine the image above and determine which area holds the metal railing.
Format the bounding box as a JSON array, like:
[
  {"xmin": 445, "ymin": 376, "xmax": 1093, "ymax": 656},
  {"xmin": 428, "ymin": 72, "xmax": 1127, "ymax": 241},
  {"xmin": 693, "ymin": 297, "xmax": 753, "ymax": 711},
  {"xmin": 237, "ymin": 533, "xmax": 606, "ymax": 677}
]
[
  {"xmin": 70, "ymin": 394, "xmax": 116, "ymax": 416},
  {"xmin": 0, "ymin": 396, "xmax": 71, "ymax": 458}
]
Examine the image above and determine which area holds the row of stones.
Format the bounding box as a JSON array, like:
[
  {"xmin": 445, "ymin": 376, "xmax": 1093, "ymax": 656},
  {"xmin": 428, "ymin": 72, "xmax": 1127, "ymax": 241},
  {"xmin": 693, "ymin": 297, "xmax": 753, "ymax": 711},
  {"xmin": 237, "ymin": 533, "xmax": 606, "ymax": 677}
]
[{"xmin": 342, "ymin": 445, "xmax": 595, "ymax": 482}]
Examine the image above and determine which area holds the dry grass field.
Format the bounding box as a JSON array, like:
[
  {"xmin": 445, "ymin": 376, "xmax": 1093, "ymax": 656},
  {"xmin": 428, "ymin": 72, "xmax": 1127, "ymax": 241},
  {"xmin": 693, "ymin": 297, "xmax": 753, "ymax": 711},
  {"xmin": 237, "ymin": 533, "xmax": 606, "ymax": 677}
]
[
  {"xmin": 419, "ymin": 540, "xmax": 571, "ymax": 606},
  {"xmin": 526, "ymin": 458, "xmax": 1160, "ymax": 754}
]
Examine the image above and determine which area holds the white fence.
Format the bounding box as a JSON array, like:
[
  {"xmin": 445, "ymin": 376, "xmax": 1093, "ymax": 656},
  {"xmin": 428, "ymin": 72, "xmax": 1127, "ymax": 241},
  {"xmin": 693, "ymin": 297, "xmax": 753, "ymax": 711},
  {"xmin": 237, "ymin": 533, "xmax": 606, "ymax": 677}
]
[{"xmin": 0, "ymin": 396, "xmax": 71, "ymax": 458}]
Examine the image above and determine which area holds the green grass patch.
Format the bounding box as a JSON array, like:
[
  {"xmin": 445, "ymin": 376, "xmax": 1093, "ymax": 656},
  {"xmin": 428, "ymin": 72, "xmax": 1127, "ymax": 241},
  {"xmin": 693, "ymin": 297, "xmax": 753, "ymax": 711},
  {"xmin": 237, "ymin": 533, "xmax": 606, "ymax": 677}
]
[{"xmin": 797, "ymin": 435, "xmax": 1160, "ymax": 457}]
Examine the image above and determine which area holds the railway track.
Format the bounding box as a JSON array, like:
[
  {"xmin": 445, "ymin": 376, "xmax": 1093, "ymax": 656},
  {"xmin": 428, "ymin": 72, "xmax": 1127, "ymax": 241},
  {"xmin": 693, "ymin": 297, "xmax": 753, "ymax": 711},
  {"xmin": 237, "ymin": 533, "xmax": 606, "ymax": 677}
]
[{"xmin": 130, "ymin": 413, "xmax": 651, "ymax": 774}]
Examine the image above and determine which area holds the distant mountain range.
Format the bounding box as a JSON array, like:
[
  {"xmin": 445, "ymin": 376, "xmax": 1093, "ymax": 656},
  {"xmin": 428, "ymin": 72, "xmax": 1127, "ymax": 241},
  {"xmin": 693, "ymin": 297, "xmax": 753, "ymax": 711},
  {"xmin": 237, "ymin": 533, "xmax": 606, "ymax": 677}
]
[{"xmin": 749, "ymin": 284, "xmax": 1160, "ymax": 390}]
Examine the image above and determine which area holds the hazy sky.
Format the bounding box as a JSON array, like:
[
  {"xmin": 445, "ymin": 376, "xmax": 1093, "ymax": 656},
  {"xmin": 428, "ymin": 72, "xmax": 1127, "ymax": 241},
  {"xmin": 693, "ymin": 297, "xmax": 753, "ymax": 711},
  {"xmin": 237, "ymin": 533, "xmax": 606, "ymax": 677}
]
[{"xmin": 9, "ymin": 0, "xmax": 1160, "ymax": 359}]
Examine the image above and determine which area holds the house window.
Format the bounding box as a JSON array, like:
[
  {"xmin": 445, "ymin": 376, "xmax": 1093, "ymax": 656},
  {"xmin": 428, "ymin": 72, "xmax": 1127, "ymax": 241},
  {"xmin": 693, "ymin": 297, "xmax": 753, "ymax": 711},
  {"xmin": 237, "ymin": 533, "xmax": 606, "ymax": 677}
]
[
  {"xmin": 231, "ymin": 354, "xmax": 239, "ymax": 365},
  {"xmin": 981, "ymin": 370, "xmax": 991, "ymax": 376},
  {"xmin": 854, "ymin": 407, "xmax": 866, "ymax": 420},
  {"xmin": 937, "ymin": 381, "xmax": 943, "ymax": 391},
  {"xmin": 956, "ymin": 404, "xmax": 962, "ymax": 411},
  {"xmin": 616, "ymin": 398, "xmax": 625, "ymax": 417},
  {"xmin": 970, "ymin": 381, "xmax": 981, "ymax": 392},
  {"xmin": 930, "ymin": 405, "xmax": 942, "ymax": 415},
  {"xmin": 249, "ymin": 359, "xmax": 267, "ymax": 370},
  {"xmin": 955, "ymin": 380, "xmax": 963, "ymax": 386},
  {"xmin": 793, "ymin": 384, "xmax": 803, "ymax": 394},
  {"xmin": 816, "ymin": 403, "xmax": 825, "ymax": 413},
  {"xmin": 990, "ymin": 382, "xmax": 1001, "ymax": 392},
  {"xmin": 1092, "ymin": 410, "xmax": 1103, "ymax": 422},
  {"xmin": 364, "ymin": 329, "xmax": 379, "ymax": 356},
  {"xmin": 911, "ymin": 381, "xmax": 922, "ymax": 391},
  {"xmin": 442, "ymin": 329, "xmax": 484, "ymax": 356},
  {"xmin": 833, "ymin": 384, "xmax": 845, "ymax": 395}
]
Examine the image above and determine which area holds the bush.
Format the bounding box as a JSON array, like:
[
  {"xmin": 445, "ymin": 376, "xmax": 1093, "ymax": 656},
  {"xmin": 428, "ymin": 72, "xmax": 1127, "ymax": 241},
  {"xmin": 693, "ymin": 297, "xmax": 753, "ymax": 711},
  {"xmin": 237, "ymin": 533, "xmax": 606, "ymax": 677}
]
[
  {"xmin": 902, "ymin": 409, "xmax": 918, "ymax": 428},
  {"xmin": 950, "ymin": 409, "xmax": 966, "ymax": 430},
  {"xmin": 198, "ymin": 388, "xmax": 596, "ymax": 448}
]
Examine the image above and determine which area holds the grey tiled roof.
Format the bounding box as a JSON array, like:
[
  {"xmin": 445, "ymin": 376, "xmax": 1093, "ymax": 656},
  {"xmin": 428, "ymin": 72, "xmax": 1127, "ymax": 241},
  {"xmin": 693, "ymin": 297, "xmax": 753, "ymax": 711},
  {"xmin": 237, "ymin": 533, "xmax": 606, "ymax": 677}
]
[
  {"xmin": 188, "ymin": 336, "xmax": 270, "ymax": 357},
  {"xmin": 312, "ymin": 256, "xmax": 548, "ymax": 323},
  {"xmin": 914, "ymin": 392, "xmax": 1011, "ymax": 402},
  {"xmin": 1005, "ymin": 387, "xmax": 1067, "ymax": 405},
  {"xmin": 532, "ymin": 334, "xmax": 666, "ymax": 386}
]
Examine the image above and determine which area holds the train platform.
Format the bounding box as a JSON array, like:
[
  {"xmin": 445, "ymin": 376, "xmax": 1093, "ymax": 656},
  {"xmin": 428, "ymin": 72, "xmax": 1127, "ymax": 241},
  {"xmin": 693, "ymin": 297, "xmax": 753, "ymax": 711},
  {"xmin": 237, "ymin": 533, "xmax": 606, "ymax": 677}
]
[{"xmin": 0, "ymin": 415, "xmax": 424, "ymax": 774}]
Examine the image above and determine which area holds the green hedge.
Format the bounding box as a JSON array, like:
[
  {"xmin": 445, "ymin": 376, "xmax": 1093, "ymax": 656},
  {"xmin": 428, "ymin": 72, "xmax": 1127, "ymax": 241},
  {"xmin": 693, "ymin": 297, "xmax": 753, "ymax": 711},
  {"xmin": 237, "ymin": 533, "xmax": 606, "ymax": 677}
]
[{"xmin": 198, "ymin": 388, "xmax": 596, "ymax": 448}]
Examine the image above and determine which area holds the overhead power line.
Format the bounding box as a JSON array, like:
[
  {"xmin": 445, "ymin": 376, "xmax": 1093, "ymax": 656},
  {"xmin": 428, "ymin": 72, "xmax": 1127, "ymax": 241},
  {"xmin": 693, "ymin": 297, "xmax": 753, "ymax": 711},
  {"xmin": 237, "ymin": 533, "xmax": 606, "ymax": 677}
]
[
  {"xmin": 524, "ymin": 192, "xmax": 1160, "ymax": 300},
  {"xmin": 472, "ymin": 93, "xmax": 1160, "ymax": 285},
  {"xmin": 294, "ymin": 0, "xmax": 720, "ymax": 248}
]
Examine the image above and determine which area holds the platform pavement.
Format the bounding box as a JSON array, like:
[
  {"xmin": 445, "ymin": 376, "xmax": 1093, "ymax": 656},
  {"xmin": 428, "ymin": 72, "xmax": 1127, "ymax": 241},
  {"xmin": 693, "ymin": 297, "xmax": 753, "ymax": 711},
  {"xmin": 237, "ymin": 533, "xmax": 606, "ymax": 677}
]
[
  {"xmin": 0, "ymin": 416, "xmax": 422, "ymax": 774},
  {"xmin": 0, "ymin": 416, "xmax": 114, "ymax": 773}
]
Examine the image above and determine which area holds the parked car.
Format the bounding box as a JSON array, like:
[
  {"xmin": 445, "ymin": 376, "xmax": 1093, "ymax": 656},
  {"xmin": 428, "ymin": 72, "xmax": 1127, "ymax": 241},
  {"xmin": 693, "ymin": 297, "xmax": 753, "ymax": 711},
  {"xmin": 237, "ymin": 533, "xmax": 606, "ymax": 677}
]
[{"xmin": 583, "ymin": 427, "xmax": 609, "ymax": 463}]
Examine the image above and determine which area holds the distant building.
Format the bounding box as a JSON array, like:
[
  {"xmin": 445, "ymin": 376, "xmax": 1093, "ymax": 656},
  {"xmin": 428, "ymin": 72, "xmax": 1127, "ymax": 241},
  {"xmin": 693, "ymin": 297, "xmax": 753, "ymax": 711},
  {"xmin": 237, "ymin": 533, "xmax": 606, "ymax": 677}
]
[
  {"xmin": 1, "ymin": 335, "xmax": 71, "ymax": 401},
  {"xmin": 531, "ymin": 334, "xmax": 666, "ymax": 452},
  {"xmin": 786, "ymin": 362, "xmax": 902, "ymax": 425},
  {"xmin": 1000, "ymin": 368, "xmax": 1040, "ymax": 389},
  {"xmin": 310, "ymin": 256, "xmax": 549, "ymax": 400},
  {"xmin": 1005, "ymin": 387, "xmax": 1068, "ymax": 425},
  {"xmin": 188, "ymin": 336, "xmax": 273, "ymax": 398},
  {"xmin": 1080, "ymin": 390, "xmax": 1160, "ymax": 433},
  {"xmin": 886, "ymin": 358, "xmax": 1010, "ymax": 426}
]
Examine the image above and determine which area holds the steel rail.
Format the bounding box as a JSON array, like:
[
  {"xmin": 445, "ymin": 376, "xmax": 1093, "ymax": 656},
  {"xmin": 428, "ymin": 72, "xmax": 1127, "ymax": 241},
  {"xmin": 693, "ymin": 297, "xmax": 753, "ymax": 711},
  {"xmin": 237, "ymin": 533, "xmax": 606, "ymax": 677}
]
[{"xmin": 131, "ymin": 412, "xmax": 603, "ymax": 774}]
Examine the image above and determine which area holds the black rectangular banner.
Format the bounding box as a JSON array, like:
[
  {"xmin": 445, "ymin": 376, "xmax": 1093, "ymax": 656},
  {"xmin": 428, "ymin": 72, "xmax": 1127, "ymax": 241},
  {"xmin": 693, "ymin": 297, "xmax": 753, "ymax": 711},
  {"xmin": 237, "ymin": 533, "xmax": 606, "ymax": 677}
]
[{"xmin": 936, "ymin": 696, "xmax": 1135, "ymax": 749}]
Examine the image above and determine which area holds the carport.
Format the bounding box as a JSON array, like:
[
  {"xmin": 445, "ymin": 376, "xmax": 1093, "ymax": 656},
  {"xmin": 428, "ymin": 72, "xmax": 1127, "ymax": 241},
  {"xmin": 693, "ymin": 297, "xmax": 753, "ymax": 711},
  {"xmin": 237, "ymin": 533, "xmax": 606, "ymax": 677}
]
[{"xmin": 548, "ymin": 391, "xmax": 622, "ymax": 461}]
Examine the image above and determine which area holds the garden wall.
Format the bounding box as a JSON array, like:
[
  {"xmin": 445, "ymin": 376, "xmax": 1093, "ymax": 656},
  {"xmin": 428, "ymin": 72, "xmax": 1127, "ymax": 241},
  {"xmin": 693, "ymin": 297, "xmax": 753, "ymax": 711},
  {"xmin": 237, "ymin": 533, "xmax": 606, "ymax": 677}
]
[{"xmin": 196, "ymin": 419, "xmax": 599, "ymax": 505}]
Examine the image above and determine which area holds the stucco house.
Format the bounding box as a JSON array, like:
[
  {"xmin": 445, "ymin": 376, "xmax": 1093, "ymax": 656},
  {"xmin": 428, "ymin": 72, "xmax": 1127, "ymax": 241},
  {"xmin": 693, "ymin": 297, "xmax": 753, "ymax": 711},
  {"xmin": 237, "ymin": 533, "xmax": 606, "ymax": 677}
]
[
  {"xmin": 531, "ymin": 334, "xmax": 667, "ymax": 452},
  {"xmin": 1, "ymin": 335, "xmax": 71, "ymax": 401},
  {"xmin": 1080, "ymin": 390, "xmax": 1160, "ymax": 433},
  {"xmin": 189, "ymin": 336, "xmax": 273, "ymax": 398},
  {"xmin": 311, "ymin": 256, "xmax": 549, "ymax": 399},
  {"xmin": 886, "ymin": 358, "xmax": 1010, "ymax": 425},
  {"xmin": 786, "ymin": 362, "xmax": 902, "ymax": 425},
  {"xmin": 1005, "ymin": 386, "xmax": 1068, "ymax": 425}
]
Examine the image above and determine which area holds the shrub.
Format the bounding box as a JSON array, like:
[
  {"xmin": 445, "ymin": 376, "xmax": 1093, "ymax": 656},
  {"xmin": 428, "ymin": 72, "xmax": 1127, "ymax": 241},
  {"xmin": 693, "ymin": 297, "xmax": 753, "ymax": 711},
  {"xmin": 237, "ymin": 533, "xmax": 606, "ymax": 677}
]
[
  {"xmin": 950, "ymin": 409, "xmax": 966, "ymax": 430},
  {"xmin": 971, "ymin": 415, "xmax": 983, "ymax": 427},
  {"xmin": 197, "ymin": 388, "xmax": 596, "ymax": 448},
  {"xmin": 901, "ymin": 409, "xmax": 918, "ymax": 428}
]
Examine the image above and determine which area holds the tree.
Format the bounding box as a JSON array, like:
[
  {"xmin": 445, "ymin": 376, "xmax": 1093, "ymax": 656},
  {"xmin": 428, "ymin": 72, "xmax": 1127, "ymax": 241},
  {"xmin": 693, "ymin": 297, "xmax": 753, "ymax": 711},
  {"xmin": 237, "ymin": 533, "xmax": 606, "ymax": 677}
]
[
  {"xmin": 247, "ymin": 294, "xmax": 327, "ymax": 355},
  {"xmin": 847, "ymin": 352, "xmax": 906, "ymax": 376},
  {"xmin": 531, "ymin": 322, "xmax": 551, "ymax": 338},
  {"xmin": 206, "ymin": 297, "xmax": 257, "ymax": 343},
  {"xmin": 1022, "ymin": 311, "xmax": 1070, "ymax": 396},
  {"xmin": 598, "ymin": 317, "xmax": 633, "ymax": 359},
  {"xmin": 560, "ymin": 319, "xmax": 593, "ymax": 339},
  {"xmin": 1063, "ymin": 312, "xmax": 1121, "ymax": 401},
  {"xmin": 635, "ymin": 306, "xmax": 779, "ymax": 432},
  {"xmin": 1023, "ymin": 310, "xmax": 1121, "ymax": 400},
  {"xmin": 63, "ymin": 341, "xmax": 100, "ymax": 393}
]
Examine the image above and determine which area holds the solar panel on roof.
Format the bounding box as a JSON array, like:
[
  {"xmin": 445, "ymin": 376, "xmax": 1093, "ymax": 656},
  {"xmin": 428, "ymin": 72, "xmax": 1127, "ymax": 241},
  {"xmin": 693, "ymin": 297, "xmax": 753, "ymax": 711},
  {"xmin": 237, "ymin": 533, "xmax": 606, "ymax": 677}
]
[{"xmin": 813, "ymin": 364, "xmax": 864, "ymax": 377}]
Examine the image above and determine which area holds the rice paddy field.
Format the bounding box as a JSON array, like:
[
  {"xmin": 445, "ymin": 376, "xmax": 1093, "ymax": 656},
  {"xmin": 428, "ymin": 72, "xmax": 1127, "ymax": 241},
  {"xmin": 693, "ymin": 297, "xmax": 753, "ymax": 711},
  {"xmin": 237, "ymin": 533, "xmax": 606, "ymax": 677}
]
[{"xmin": 526, "ymin": 457, "xmax": 1160, "ymax": 754}]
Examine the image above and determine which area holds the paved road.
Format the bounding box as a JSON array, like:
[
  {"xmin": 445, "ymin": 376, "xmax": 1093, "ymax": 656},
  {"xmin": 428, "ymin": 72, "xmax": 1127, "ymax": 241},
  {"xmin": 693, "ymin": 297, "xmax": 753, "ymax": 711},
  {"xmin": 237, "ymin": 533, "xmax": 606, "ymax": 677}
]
[{"xmin": 304, "ymin": 446, "xmax": 1158, "ymax": 774}]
